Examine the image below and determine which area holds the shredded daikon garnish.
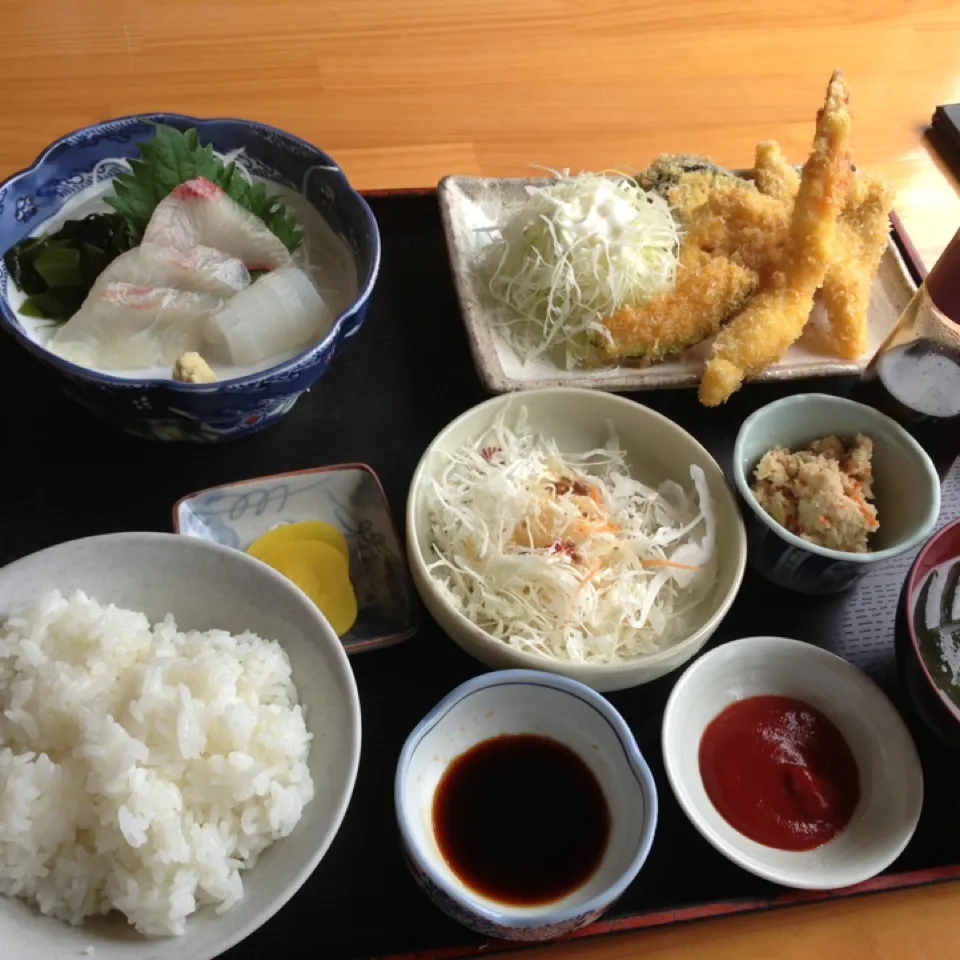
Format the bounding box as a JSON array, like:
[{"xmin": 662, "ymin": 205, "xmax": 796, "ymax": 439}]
[
  {"xmin": 425, "ymin": 407, "xmax": 718, "ymax": 664},
  {"xmin": 484, "ymin": 171, "xmax": 681, "ymax": 370}
]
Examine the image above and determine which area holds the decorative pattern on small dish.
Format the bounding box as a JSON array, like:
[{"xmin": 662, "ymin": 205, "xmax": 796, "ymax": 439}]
[
  {"xmin": 173, "ymin": 464, "xmax": 419, "ymax": 654},
  {"xmin": 437, "ymin": 174, "xmax": 917, "ymax": 395},
  {"xmin": 400, "ymin": 845, "xmax": 607, "ymax": 941}
]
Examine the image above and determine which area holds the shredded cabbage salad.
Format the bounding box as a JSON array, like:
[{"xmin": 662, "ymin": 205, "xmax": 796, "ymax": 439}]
[
  {"xmin": 484, "ymin": 172, "xmax": 681, "ymax": 369},
  {"xmin": 425, "ymin": 407, "xmax": 718, "ymax": 664}
]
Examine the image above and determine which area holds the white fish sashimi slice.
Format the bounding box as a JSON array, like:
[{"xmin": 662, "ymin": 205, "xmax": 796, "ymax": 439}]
[
  {"xmin": 143, "ymin": 177, "xmax": 292, "ymax": 270},
  {"xmin": 49, "ymin": 283, "xmax": 222, "ymax": 369},
  {"xmin": 204, "ymin": 267, "xmax": 333, "ymax": 365},
  {"xmin": 98, "ymin": 243, "xmax": 250, "ymax": 297}
]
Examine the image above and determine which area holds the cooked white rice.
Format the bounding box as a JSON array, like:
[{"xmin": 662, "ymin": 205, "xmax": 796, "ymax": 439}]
[{"xmin": 0, "ymin": 590, "xmax": 314, "ymax": 937}]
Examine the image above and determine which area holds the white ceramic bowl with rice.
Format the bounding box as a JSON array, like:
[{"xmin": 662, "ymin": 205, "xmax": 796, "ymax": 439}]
[
  {"xmin": 406, "ymin": 388, "xmax": 747, "ymax": 692},
  {"xmin": 0, "ymin": 532, "xmax": 361, "ymax": 960}
]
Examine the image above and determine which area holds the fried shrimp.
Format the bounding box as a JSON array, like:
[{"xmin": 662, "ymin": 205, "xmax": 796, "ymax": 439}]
[
  {"xmin": 699, "ymin": 70, "xmax": 853, "ymax": 406},
  {"xmin": 820, "ymin": 173, "xmax": 896, "ymax": 358},
  {"xmin": 596, "ymin": 257, "xmax": 757, "ymax": 364},
  {"xmin": 753, "ymin": 140, "xmax": 894, "ymax": 360},
  {"xmin": 754, "ymin": 141, "xmax": 800, "ymax": 204}
]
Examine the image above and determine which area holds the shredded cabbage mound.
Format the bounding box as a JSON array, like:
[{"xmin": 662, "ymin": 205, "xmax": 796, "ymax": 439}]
[
  {"xmin": 484, "ymin": 172, "xmax": 681, "ymax": 369},
  {"xmin": 425, "ymin": 408, "xmax": 718, "ymax": 664}
]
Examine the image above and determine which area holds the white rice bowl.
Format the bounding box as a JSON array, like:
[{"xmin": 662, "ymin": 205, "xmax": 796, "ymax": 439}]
[{"xmin": 0, "ymin": 533, "xmax": 360, "ymax": 960}]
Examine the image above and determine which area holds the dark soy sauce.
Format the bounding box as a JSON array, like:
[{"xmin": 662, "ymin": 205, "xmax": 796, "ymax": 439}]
[
  {"xmin": 432, "ymin": 734, "xmax": 610, "ymax": 905},
  {"xmin": 849, "ymin": 225, "xmax": 960, "ymax": 480},
  {"xmin": 852, "ymin": 338, "xmax": 960, "ymax": 479}
]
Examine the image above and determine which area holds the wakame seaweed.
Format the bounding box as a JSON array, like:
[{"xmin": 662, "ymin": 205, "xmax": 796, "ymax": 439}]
[{"xmin": 4, "ymin": 213, "xmax": 131, "ymax": 322}]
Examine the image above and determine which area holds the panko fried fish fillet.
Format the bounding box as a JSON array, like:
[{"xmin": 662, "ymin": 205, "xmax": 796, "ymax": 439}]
[
  {"xmin": 637, "ymin": 155, "xmax": 739, "ymax": 205},
  {"xmin": 699, "ymin": 71, "xmax": 853, "ymax": 406},
  {"xmin": 679, "ymin": 181, "xmax": 791, "ymax": 281},
  {"xmin": 665, "ymin": 169, "xmax": 750, "ymax": 224},
  {"xmin": 596, "ymin": 257, "xmax": 757, "ymax": 364},
  {"xmin": 820, "ymin": 173, "xmax": 896, "ymax": 358}
]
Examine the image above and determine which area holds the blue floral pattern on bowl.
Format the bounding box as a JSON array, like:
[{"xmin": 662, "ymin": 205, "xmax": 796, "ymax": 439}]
[
  {"xmin": 740, "ymin": 491, "xmax": 867, "ymax": 594},
  {"xmin": 174, "ymin": 464, "xmax": 419, "ymax": 653},
  {"xmin": 14, "ymin": 195, "xmax": 36, "ymax": 223},
  {"xmin": 0, "ymin": 113, "xmax": 381, "ymax": 443},
  {"xmin": 395, "ymin": 671, "xmax": 659, "ymax": 942},
  {"xmin": 400, "ymin": 845, "xmax": 607, "ymax": 942}
]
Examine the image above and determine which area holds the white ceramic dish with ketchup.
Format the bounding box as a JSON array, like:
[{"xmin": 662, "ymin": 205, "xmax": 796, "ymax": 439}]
[{"xmin": 662, "ymin": 636, "xmax": 923, "ymax": 890}]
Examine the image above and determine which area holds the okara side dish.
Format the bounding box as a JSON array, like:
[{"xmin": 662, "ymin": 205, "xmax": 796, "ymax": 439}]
[{"xmin": 751, "ymin": 434, "xmax": 878, "ymax": 553}]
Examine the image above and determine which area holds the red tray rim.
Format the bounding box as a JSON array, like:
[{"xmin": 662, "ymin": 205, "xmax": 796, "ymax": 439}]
[{"xmin": 373, "ymin": 864, "xmax": 960, "ymax": 960}]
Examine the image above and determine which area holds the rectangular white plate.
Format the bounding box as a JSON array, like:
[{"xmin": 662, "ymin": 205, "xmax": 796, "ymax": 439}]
[{"xmin": 438, "ymin": 174, "xmax": 918, "ymax": 394}]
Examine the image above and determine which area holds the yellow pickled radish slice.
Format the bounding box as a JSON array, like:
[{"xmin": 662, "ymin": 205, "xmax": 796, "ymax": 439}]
[
  {"xmin": 257, "ymin": 539, "xmax": 358, "ymax": 637},
  {"xmin": 246, "ymin": 520, "xmax": 349, "ymax": 562}
]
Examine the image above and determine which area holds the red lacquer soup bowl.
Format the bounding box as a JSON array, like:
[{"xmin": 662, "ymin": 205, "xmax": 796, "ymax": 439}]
[{"xmin": 896, "ymin": 518, "xmax": 960, "ymax": 749}]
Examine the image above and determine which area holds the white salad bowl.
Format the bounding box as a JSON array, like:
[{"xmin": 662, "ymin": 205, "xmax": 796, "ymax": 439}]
[
  {"xmin": 0, "ymin": 532, "xmax": 361, "ymax": 960},
  {"xmin": 662, "ymin": 636, "xmax": 923, "ymax": 890},
  {"xmin": 406, "ymin": 387, "xmax": 747, "ymax": 692},
  {"xmin": 395, "ymin": 669, "xmax": 658, "ymax": 940}
]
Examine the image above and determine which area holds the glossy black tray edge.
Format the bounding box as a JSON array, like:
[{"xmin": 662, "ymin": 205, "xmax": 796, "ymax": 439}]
[{"xmin": 353, "ymin": 189, "xmax": 953, "ymax": 960}]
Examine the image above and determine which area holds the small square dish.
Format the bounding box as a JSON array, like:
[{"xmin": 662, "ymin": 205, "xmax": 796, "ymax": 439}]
[
  {"xmin": 438, "ymin": 174, "xmax": 917, "ymax": 395},
  {"xmin": 174, "ymin": 464, "xmax": 419, "ymax": 654}
]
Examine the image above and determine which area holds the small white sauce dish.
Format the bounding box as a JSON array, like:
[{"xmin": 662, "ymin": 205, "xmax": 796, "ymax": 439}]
[
  {"xmin": 395, "ymin": 669, "xmax": 658, "ymax": 942},
  {"xmin": 662, "ymin": 636, "xmax": 923, "ymax": 890}
]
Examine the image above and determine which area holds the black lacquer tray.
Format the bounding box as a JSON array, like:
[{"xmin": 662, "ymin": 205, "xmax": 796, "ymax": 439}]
[{"xmin": 1, "ymin": 192, "xmax": 956, "ymax": 960}]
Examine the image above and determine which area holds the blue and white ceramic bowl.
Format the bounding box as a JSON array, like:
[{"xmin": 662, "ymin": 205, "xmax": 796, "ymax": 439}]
[
  {"xmin": 733, "ymin": 394, "xmax": 940, "ymax": 595},
  {"xmin": 395, "ymin": 670, "xmax": 658, "ymax": 941},
  {"xmin": 0, "ymin": 113, "xmax": 380, "ymax": 442},
  {"xmin": 174, "ymin": 464, "xmax": 419, "ymax": 654}
]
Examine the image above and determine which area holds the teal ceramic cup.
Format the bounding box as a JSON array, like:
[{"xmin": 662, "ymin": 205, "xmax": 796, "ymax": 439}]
[{"xmin": 732, "ymin": 394, "xmax": 941, "ymax": 595}]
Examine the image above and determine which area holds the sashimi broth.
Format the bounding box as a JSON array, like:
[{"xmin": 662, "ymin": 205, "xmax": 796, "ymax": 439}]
[{"xmin": 6, "ymin": 174, "xmax": 358, "ymax": 381}]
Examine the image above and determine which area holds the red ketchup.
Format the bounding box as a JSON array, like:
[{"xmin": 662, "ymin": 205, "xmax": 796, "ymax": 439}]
[{"xmin": 698, "ymin": 696, "xmax": 860, "ymax": 851}]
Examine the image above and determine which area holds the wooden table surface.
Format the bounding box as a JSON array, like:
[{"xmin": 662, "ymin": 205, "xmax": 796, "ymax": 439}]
[{"xmin": 3, "ymin": 1, "xmax": 960, "ymax": 957}]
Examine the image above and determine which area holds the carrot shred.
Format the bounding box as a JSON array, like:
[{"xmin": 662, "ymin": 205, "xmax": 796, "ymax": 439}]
[
  {"xmin": 565, "ymin": 559, "xmax": 603, "ymax": 622},
  {"xmin": 851, "ymin": 493, "xmax": 879, "ymax": 529},
  {"xmin": 577, "ymin": 559, "xmax": 602, "ymax": 590},
  {"xmin": 640, "ymin": 558, "xmax": 700, "ymax": 571},
  {"xmin": 569, "ymin": 519, "xmax": 619, "ymax": 535}
]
